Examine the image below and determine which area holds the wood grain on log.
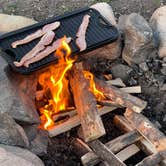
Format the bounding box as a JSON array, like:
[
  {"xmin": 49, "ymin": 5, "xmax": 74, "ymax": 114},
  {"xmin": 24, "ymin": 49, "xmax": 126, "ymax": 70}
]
[
  {"xmin": 69, "ymin": 62, "xmax": 105, "ymax": 142},
  {"xmin": 135, "ymin": 152, "xmax": 166, "ymax": 166},
  {"xmin": 114, "ymin": 115, "xmax": 166, "ymax": 166},
  {"xmin": 114, "ymin": 115, "xmax": 158, "ymax": 154},
  {"xmin": 125, "ymin": 108, "xmax": 166, "ymax": 152},
  {"xmin": 116, "ymin": 144, "xmax": 140, "ymax": 162},
  {"xmin": 95, "ymin": 78, "xmax": 147, "ymax": 113}
]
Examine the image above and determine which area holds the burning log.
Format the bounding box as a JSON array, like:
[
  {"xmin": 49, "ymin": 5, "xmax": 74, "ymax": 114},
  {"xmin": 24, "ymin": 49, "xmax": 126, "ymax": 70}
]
[
  {"xmin": 69, "ymin": 62, "xmax": 105, "ymax": 142},
  {"xmin": 48, "ymin": 106, "xmax": 117, "ymax": 137},
  {"xmin": 95, "ymin": 78, "xmax": 147, "ymax": 113}
]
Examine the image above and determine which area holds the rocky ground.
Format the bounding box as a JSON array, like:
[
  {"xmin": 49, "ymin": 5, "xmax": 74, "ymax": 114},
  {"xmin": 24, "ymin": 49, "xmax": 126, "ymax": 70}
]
[
  {"xmin": 0, "ymin": 0, "xmax": 166, "ymax": 166},
  {"xmin": 0, "ymin": 0, "xmax": 164, "ymax": 21}
]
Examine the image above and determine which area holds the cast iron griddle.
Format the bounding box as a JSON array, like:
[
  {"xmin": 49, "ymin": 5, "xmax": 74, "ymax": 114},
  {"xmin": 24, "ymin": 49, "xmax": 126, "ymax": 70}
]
[{"xmin": 0, "ymin": 7, "xmax": 118, "ymax": 74}]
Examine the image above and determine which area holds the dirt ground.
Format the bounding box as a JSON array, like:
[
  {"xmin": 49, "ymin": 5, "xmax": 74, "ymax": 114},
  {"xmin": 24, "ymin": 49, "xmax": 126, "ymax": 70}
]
[
  {"xmin": 0, "ymin": 0, "xmax": 166, "ymax": 166},
  {"xmin": 0, "ymin": 0, "xmax": 164, "ymax": 21}
]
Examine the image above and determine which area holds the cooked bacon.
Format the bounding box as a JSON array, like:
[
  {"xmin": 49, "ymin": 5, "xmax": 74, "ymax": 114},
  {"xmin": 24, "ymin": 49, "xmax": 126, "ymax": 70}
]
[
  {"xmin": 11, "ymin": 21, "xmax": 60, "ymax": 48},
  {"xmin": 14, "ymin": 31, "xmax": 55, "ymax": 67},
  {"xmin": 24, "ymin": 37, "xmax": 72, "ymax": 67},
  {"xmin": 76, "ymin": 15, "xmax": 90, "ymax": 51}
]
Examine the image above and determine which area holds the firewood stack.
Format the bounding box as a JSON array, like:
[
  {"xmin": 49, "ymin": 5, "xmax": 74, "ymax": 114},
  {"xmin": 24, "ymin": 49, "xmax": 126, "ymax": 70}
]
[{"xmin": 46, "ymin": 61, "xmax": 166, "ymax": 166}]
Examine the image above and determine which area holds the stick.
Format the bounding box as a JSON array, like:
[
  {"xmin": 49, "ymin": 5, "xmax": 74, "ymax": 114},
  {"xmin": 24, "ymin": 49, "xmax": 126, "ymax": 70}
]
[
  {"xmin": 106, "ymin": 78, "xmax": 126, "ymax": 87},
  {"xmin": 116, "ymin": 144, "xmax": 140, "ymax": 162},
  {"xmin": 120, "ymin": 86, "xmax": 141, "ymax": 94},
  {"xmin": 95, "ymin": 78, "xmax": 147, "ymax": 113},
  {"xmin": 69, "ymin": 62, "xmax": 105, "ymax": 142}
]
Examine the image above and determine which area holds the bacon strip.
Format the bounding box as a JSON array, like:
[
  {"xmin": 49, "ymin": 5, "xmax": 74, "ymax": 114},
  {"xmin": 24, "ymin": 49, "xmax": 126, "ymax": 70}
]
[
  {"xmin": 24, "ymin": 37, "xmax": 72, "ymax": 67},
  {"xmin": 11, "ymin": 21, "xmax": 60, "ymax": 48},
  {"xmin": 76, "ymin": 15, "xmax": 90, "ymax": 51},
  {"xmin": 14, "ymin": 31, "xmax": 55, "ymax": 67}
]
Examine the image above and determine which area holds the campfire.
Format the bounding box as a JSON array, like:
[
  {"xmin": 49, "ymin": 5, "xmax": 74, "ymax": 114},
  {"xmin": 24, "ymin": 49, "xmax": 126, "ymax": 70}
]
[
  {"xmin": 37, "ymin": 36, "xmax": 106, "ymax": 130},
  {"xmin": 0, "ymin": 2, "xmax": 166, "ymax": 166}
]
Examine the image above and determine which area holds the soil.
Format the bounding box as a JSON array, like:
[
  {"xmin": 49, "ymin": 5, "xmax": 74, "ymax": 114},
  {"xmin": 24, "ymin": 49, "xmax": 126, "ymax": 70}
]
[{"xmin": 0, "ymin": 0, "xmax": 166, "ymax": 166}]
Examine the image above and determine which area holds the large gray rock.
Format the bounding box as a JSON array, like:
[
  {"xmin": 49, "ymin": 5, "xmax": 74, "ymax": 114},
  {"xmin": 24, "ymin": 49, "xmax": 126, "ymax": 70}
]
[
  {"xmin": 0, "ymin": 53, "xmax": 40, "ymax": 124},
  {"xmin": 0, "ymin": 144, "xmax": 44, "ymax": 166},
  {"xmin": 119, "ymin": 13, "xmax": 156, "ymax": 65},
  {"xmin": 0, "ymin": 13, "xmax": 39, "ymax": 124},
  {"xmin": 22, "ymin": 124, "xmax": 38, "ymax": 142},
  {"xmin": 81, "ymin": 3, "xmax": 122, "ymax": 61},
  {"xmin": 23, "ymin": 125, "xmax": 48, "ymax": 156},
  {"xmin": 111, "ymin": 64, "xmax": 132, "ymax": 82},
  {"xmin": 0, "ymin": 113, "xmax": 29, "ymax": 147},
  {"xmin": 0, "ymin": 14, "xmax": 37, "ymax": 34},
  {"xmin": 150, "ymin": 6, "xmax": 166, "ymax": 58},
  {"xmin": 29, "ymin": 129, "xmax": 48, "ymax": 156}
]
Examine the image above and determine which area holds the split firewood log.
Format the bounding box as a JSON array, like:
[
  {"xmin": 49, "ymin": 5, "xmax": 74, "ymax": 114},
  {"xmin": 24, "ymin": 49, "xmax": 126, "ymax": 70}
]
[
  {"xmin": 69, "ymin": 62, "xmax": 106, "ymax": 142},
  {"xmin": 95, "ymin": 77, "xmax": 147, "ymax": 113}
]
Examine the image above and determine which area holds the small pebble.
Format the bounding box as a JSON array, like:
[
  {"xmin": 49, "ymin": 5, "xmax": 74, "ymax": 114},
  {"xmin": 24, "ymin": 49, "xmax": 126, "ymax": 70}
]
[
  {"xmin": 139, "ymin": 62, "xmax": 149, "ymax": 72},
  {"xmin": 163, "ymin": 115, "xmax": 166, "ymax": 122},
  {"xmin": 160, "ymin": 67, "xmax": 166, "ymax": 75},
  {"xmin": 163, "ymin": 57, "xmax": 166, "ymax": 62},
  {"xmin": 154, "ymin": 121, "xmax": 162, "ymax": 129}
]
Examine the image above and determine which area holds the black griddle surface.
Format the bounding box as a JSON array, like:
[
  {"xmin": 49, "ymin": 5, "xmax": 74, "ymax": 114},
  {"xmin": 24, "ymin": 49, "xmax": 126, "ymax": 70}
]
[{"xmin": 0, "ymin": 7, "xmax": 118, "ymax": 74}]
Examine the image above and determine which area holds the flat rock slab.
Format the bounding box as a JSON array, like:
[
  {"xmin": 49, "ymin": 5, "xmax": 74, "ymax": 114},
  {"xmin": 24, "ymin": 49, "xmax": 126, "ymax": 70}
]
[
  {"xmin": 0, "ymin": 13, "xmax": 37, "ymax": 34},
  {"xmin": 0, "ymin": 144, "xmax": 44, "ymax": 166},
  {"xmin": 118, "ymin": 13, "xmax": 156, "ymax": 65},
  {"xmin": 0, "ymin": 113, "xmax": 29, "ymax": 147},
  {"xmin": 150, "ymin": 5, "xmax": 166, "ymax": 58}
]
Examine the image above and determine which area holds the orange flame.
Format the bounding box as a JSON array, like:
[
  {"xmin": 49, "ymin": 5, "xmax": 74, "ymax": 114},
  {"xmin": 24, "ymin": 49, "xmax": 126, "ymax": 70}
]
[
  {"xmin": 83, "ymin": 71, "xmax": 105, "ymax": 101},
  {"xmin": 39, "ymin": 36, "xmax": 75, "ymax": 130},
  {"xmin": 38, "ymin": 37, "xmax": 105, "ymax": 130},
  {"xmin": 43, "ymin": 109, "xmax": 54, "ymax": 129}
]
